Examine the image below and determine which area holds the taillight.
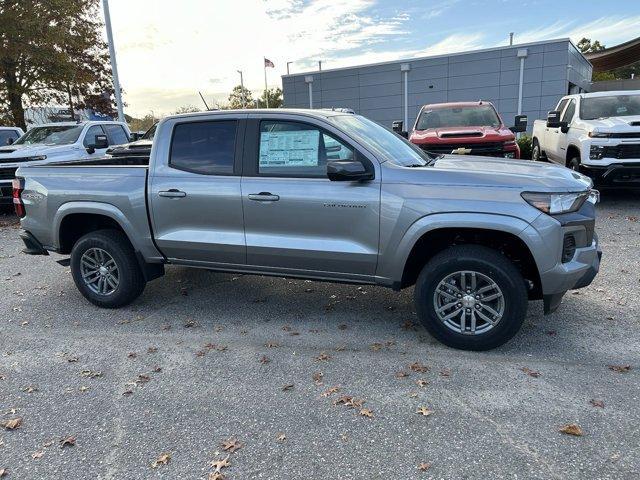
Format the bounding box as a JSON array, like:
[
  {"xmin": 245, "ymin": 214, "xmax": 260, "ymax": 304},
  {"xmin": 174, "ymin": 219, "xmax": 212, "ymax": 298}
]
[{"xmin": 12, "ymin": 178, "xmax": 25, "ymax": 218}]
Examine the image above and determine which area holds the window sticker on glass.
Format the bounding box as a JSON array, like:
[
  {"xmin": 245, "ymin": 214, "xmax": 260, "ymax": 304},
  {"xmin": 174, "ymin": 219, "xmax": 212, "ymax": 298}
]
[{"xmin": 259, "ymin": 130, "xmax": 320, "ymax": 167}]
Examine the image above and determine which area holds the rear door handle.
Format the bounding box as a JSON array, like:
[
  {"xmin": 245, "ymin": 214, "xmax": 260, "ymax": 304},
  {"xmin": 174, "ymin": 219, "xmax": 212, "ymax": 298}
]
[
  {"xmin": 248, "ymin": 192, "xmax": 279, "ymax": 202},
  {"xmin": 158, "ymin": 189, "xmax": 186, "ymax": 198}
]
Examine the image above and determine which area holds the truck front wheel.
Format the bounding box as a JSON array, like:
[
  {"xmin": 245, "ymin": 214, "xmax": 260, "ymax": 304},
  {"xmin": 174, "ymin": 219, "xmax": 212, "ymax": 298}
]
[
  {"xmin": 531, "ymin": 139, "xmax": 546, "ymax": 162},
  {"xmin": 70, "ymin": 229, "xmax": 146, "ymax": 308},
  {"xmin": 414, "ymin": 245, "xmax": 528, "ymax": 351}
]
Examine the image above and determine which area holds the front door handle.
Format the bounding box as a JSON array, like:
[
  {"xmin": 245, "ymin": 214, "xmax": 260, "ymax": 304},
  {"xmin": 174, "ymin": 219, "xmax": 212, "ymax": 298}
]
[
  {"xmin": 248, "ymin": 192, "xmax": 279, "ymax": 202},
  {"xmin": 158, "ymin": 189, "xmax": 186, "ymax": 198}
]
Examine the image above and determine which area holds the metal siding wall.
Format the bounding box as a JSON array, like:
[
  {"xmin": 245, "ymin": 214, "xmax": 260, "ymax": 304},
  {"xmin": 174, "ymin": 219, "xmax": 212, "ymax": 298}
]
[{"xmin": 282, "ymin": 40, "xmax": 587, "ymax": 131}]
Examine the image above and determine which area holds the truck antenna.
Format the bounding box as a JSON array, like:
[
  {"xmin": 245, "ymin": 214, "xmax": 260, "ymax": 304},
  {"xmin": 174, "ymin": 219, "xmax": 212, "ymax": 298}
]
[{"xmin": 198, "ymin": 91, "xmax": 211, "ymax": 110}]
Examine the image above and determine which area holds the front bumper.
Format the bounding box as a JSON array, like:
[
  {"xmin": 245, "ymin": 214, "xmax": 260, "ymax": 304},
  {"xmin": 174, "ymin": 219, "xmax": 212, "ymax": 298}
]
[{"xmin": 580, "ymin": 162, "xmax": 640, "ymax": 188}]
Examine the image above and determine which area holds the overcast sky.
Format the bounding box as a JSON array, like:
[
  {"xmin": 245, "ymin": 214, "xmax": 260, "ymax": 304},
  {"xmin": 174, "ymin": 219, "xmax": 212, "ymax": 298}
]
[{"xmin": 104, "ymin": 0, "xmax": 640, "ymax": 117}]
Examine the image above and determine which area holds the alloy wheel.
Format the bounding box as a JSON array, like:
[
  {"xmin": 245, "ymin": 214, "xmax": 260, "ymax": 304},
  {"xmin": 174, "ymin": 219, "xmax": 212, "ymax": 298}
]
[{"xmin": 80, "ymin": 248, "xmax": 120, "ymax": 295}]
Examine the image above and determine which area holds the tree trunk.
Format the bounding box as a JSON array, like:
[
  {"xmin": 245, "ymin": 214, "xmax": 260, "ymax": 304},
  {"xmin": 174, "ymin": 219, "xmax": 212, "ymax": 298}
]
[
  {"xmin": 67, "ymin": 84, "xmax": 75, "ymax": 121},
  {"xmin": 2, "ymin": 67, "xmax": 27, "ymax": 131}
]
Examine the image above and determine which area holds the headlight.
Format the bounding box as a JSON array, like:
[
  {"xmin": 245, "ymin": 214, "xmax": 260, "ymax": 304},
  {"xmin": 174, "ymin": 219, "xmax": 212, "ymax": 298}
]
[
  {"xmin": 588, "ymin": 131, "xmax": 611, "ymax": 138},
  {"xmin": 521, "ymin": 191, "xmax": 590, "ymax": 215}
]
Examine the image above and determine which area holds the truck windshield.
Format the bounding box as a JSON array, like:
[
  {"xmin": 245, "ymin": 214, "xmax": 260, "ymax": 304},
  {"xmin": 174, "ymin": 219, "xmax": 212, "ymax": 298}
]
[
  {"xmin": 580, "ymin": 94, "xmax": 640, "ymax": 120},
  {"xmin": 329, "ymin": 114, "xmax": 429, "ymax": 167},
  {"xmin": 14, "ymin": 125, "xmax": 83, "ymax": 146},
  {"xmin": 416, "ymin": 105, "xmax": 501, "ymax": 130},
  {"xmin": 141, "ymin": 123, "xmax": 157, "ymax": 140}
]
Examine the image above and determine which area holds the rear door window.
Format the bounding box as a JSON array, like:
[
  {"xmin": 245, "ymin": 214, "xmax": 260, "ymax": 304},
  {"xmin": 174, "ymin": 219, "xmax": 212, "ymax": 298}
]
[
  {"xmin": 103, "ymin": 124, "xmax": 129, "ymax": 145},
  {"xmin": 169, "ymin": 120, "xmax": 237, "ymax": 175},
  {"xmin": 0, "ymin": 130, "xmax": 20, "ymax": 145}
]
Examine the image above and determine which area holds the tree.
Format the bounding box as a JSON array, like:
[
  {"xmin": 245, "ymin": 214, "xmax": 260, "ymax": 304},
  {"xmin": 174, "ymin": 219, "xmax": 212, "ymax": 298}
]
[
  {"xmin": 577, "ymin": 37, "xmax": 606, "ymax": 53},
  {"xmin": 227, "ymin": 85, "xmax": 255, "ymax": 109},
  {"xmin": 0, "ymin": 0, "xmax": 116, "ymax": 130},
  {"xmin": 172, "ymin": 105, "xmax": 201, "ymax": 114},
  {"xmin": 258, "ymin": 87, "xmax": 283, "ymax": 108},
  {"xmin": 129, "ymin": 113, "xmax": 156, "ymax": 133}
]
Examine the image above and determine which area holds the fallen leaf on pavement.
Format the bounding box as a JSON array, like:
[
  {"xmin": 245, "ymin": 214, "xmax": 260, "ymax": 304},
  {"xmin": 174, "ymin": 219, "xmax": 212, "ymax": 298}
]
[
  {"xmin": 265, "ymin": 342, "xmax": 279, "ymax": 348},
  {"xmin": 60, "ymin": 436, "xmax": 76, "ymax": 448},
  {"xmin": 321, "ymin": 386, "xmax": 340, "ymax": 397},
  {"xmin": 590, "ymin": 399, "xmax": 605, "ymax": 408},
  {"xmin": 395, "ymin": 371, "xmax": 409, "ymax": 378},
  {"xmin": 418, "ymin": 462, "xmax": 432, "ymax": 471},
  {"xmin": 128, "ymin": 352, "xmax": 137, "ymax": 359},
  {"xmin": 259, "ymin": 355, "xmax": 270, "ymax": 364},
  {"xmin": 370, "ymin": 343, "xmax": 383, "ymax": 351},
  {"xmin": 559, "ymin": 424, "xmax": 583, "ymax": 436},
  {"xmin": 211, "ymin": 455, "xmax": 231, "ymax": 472},
  {"xmin": 22, "ymin": 386, "xmax": 38, "ymax": 393},
  {"xmin": 316, "ymin": 352, "xmax": 331, "ymax": 361},
  {"xmin": 402, "ymin": 320, "xmax": 417, "ymax": 330},
  {"xmin": 409, "ymin": 362, "xmax": 429, "ymax": 373},
  {"xmin": 312, "ymin": 372, "xmax": 324, "ymax": 384},
  {"xmin": 208, "ymin": 473, "xmax": 225, "ymax": 480},
  {"xmin": 521, "ymin": 367, "xmax": 541, "ymax": 378},
  {"xmin": 151, "ymin": 452, "xmax": 172, "ymax": 468},
  {"xmin": 0, "ymin": 469, "xmax": 6, "ymax": 477},
  {"xmin": 2, "ymin": 418, "xmax": 22, "ymax": 430},
  {"xmin": 359, "ymin": 408, "xmax": 374, "ymax": 418},
  {"xmin": 416, "ymin": 379, "xmax": 428, "ymax": 387},
  {"xmin": 32, "ymin": 450, "xmax": 44, "ymax": 459},
  {"xmin": 416, "ymin": 407, "xmax": 433, "ymax": 417},
  {"xmin": 147, "ymin": 347, "xmax": 158, "ymax": 353},
  {"xmin": 221, "ymin": 438, "xmax": 242, "ymax": 453},
  {"xmin": 608, "ymin": 364, "xmax": 631, "ymax": 373},
  {"xmin": 80, "ymin": 370, "xmax": 102, "ymax": 378},
  {"xmin": 277, "ymin": 433, "xmax": 286, "ymax": 442},
  {"xmin": 440, "ymin": 368, "xmax": 451, "ymax": 377},
  {"xmin": 282, "ymin": 384, "xmax": 294, "ymax": 391}
]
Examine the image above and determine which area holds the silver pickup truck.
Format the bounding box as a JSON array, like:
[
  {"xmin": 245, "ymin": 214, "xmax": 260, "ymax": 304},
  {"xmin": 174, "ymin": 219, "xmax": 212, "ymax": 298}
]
[{"xmin": 14, "ymin": 109, "xmax": 601, "ymax": 350}]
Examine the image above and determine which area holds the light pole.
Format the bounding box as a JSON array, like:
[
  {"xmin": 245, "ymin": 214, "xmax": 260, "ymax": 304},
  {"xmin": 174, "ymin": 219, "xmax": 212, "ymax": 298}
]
[
  {"xmin": 102, "ymin": 0, "xmax": 124, "ymax": 122},
  {"xmin": 237, "ymin": 70, "xmax": 245, "ymax": 107}
]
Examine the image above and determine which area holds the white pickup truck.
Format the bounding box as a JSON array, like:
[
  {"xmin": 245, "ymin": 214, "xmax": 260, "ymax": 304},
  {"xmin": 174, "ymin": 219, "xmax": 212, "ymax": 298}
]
[
  {"xmin": 0, "ymin": 121, "xmax": 131, "ymax": 207},
  {"xmin": 531, "ymin": 91, "xmax": 640, "ymax": 187}
]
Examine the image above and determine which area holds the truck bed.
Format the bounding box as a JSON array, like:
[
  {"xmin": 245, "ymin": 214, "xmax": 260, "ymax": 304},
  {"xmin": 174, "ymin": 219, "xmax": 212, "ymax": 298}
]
[{"xmin": 16, "ymin": 159, "xmax": 161, "ymax": 261}]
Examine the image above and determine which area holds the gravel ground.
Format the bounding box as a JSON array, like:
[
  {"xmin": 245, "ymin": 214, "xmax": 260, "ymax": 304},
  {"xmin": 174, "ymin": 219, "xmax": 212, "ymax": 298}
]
[{"xmin": 0, "ymin": 193, "xmax": 638, "ymax": 480}]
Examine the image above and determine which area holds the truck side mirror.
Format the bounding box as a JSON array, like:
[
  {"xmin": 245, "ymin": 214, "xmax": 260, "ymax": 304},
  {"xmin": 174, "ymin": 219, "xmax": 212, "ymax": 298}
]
[
  {"xmin": 510, "ymin": 114, "xmax": 528, "ymax": 133},
  {"xmin": 327, "ymin": 160, "xmax": 373, "ymax": 182},
  {"xmin": 546, "ymin": 111, "xmax": 562, "ymax": 128},
  {"xmin": 6, "ymin": 137, "xmax": 14, "ymax": 145},
  {"xmin": 130, "ymin": 132, "xmax": 140, "ymax": 141},
  {"xmin": 94, "ymin": 134, "xmax": 109, "ymax": 149},
  {"xmin": 392, "ymin": 120, "xmax": 408, "ymax": 138}
]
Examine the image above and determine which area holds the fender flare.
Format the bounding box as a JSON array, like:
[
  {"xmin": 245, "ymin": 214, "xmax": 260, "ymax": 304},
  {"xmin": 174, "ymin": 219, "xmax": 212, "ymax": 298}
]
[
  {"xmin": 384, "ymin": 212, "xmax": 541, "ymax": 284},
  {"xmin": 53, "ymin": 201, "xmax": 143, "ymax": 253}
]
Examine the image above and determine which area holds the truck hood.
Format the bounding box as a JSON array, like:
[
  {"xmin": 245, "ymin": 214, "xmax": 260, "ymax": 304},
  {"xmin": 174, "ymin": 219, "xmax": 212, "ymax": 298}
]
[
  {"xmin": 410, "ymin": 125, "xmax": 514, "ymax": 144},
  {"xmin": 0, "ymin": 143, "xmax": 78, "ymax": 163},
  {"xmin": 391, "ymin": 155, "xmax": 592, "ymax": 191},
  {"xmin": 587, "ymin": 115, "xmax": 640, "ymax": 131}
]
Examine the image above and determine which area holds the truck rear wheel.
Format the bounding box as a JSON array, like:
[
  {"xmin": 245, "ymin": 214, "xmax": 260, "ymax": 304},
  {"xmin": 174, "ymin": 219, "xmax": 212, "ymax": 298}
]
[
  {"xmin": 414, "ymin": 245, "xmax": 528, "ymax": 351},
  {"xmin": 70, "ymin": 229, "xmax": 146, "ymax": 308}
]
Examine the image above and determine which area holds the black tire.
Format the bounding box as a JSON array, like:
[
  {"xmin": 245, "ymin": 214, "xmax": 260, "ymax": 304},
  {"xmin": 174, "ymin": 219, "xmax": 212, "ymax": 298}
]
[
  {"xmin": 568, "ymin": 155, "xmax": 581, "ymax": 172},
  {"xmin": 71, "ymin": 229, "xmax": 146, "ymax": 308},
  {"xmin": 531, "ymin": 139, "xmax": 546, "ymax": 162},
  {"xmin": 414, "ymin": 245, "xmax": 528, "ymax": 351}
]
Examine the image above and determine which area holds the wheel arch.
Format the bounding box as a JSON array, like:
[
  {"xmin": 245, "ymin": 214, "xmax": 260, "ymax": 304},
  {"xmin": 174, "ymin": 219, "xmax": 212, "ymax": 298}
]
[
  {"xmin": 566, "ymin": 144, "xmax": 581, "ymax": 166},
  {"xmin": 390, "ymin": 214, "xmax": 542, "ymax": 299}
]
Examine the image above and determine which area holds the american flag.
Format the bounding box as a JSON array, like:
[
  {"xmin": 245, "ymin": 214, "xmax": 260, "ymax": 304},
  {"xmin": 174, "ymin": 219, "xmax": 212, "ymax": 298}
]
[{"xmin": 264, "ymin": 58, "xmax": 275, "ymax": 68}]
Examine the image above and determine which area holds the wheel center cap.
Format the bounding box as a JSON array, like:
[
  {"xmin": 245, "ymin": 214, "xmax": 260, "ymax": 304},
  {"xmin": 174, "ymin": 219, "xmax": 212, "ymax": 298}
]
[
  {"xmin": 99, "ymin": 266, "xmax": 108, "ymax": 276},
  {"xmin": 462, "ymin": 295, "xmax": 476, "ymax": 308}
]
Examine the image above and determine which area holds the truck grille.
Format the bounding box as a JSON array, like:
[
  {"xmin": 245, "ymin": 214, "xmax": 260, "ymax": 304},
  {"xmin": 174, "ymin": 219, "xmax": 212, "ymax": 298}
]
[
  {"xmin": 0, "ymin": 167, "xmax": 17, "ymax": 180},
  {"xmin": 602, "ymin": 144, "xmax": 640, "ymax": 159},
  {"xmin": 419, "ymin": 142, "xmax": 505, "ymax": 156}
]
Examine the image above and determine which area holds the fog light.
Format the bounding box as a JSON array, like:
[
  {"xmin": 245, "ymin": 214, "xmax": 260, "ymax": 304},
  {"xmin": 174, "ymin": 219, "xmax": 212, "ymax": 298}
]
[
  {"xmin": 562, "ymin": 234, "xmax": 576, "ymax": 263},
  {"xmin": 589, "ymin": 145, "xmax": 604, "ymax": 160},
  {"xmin": 503, "ymin": 152, "xmax": 515, "ymax": 159}
]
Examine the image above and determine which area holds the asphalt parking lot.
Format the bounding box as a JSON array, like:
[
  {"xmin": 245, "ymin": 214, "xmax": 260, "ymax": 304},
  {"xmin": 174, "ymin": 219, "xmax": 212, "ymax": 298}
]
[{"xmin": 0, "ymin": 192, "xmax": 638, "ymax": 480}]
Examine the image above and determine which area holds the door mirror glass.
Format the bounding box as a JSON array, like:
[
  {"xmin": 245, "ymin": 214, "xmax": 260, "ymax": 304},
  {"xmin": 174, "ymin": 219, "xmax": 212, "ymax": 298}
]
[
  {"xmin": 546, "ymin": 110, "xmax": 562, "ymax": 128},
  {"xmin": 510, "ymin": 114, "xmax": 528, "ymax": 133},
  {"xmin": 94, "ymin": 134, "xmax": 109, "ymax": 149},
  {"xmin": 327, "ymin": 160, "xmax": 373, "ymax": 181}
]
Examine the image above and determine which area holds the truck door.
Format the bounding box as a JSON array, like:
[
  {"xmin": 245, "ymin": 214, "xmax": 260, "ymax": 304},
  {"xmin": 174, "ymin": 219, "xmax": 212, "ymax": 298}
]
[
  {"xmin": 148, "ymin": 117, "xmax": 246, "ymax": 265},
  {"xmin": 555, "ymin": 99, "xmax": 576, "ymax": 162},
  {"xmin": 545, "ymin": 98, "xmax": 569, "ymax": 162},
  {"xmin": 240, "ymin": 117, "xmax": 380, "ymax": 279}
]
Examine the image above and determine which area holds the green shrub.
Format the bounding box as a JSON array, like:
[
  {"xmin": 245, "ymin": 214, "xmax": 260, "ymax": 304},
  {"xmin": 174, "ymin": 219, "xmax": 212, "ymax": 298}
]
[{"xmin": 518, "ymin": 133, "xmax": 532, "ymax": 160}]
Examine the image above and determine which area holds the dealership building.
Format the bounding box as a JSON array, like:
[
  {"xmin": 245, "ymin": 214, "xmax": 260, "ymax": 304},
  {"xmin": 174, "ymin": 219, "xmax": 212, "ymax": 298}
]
[{"xmin": 282, "ymin": 38, "xmax": 592, "ymax": 131}]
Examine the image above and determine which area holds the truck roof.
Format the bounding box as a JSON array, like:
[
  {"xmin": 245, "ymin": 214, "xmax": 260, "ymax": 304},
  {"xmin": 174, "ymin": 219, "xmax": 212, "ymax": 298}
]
[
  {"xmin": 28, "ymin": 120, "xmax": 127, "ymax": 128},
  {"xmin": 574, "ymin": 90, "xmax": 640, "ymax": 99},
  {"xmin": 420, "ymin": 101, "xmax": 495, "ymax": 110},
  {"xmin": 165, "ymin": 108, "xmax": 351, "ymax": 122}
]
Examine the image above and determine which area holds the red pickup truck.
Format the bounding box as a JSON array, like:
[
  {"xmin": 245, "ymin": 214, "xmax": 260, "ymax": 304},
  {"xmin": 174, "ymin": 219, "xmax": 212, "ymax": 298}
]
[{"xmin": 394, "ymin": 101, "xmax": 527, "ymax": 159}]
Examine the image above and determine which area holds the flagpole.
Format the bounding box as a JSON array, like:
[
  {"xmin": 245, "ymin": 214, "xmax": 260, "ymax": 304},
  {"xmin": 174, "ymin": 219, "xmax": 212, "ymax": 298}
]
[{"xmin": 263, "ymin": 58, "xmax": 269, "ymax": 108}]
